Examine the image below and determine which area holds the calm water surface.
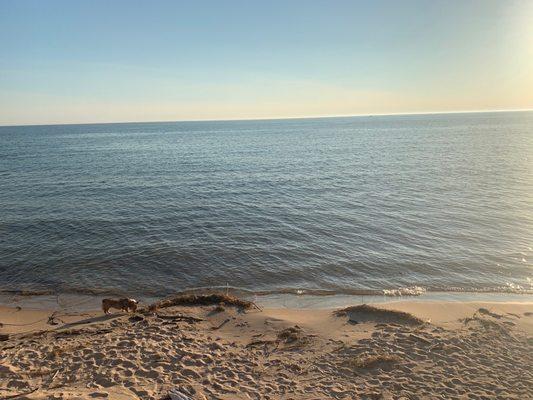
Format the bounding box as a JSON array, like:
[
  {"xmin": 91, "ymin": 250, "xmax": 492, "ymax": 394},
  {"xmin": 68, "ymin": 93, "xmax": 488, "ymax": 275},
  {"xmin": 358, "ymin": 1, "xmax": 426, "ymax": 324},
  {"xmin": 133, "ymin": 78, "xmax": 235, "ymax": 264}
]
[{"xmin": 0, "ymin": 112, "xmax": 531, "ymax": 297}]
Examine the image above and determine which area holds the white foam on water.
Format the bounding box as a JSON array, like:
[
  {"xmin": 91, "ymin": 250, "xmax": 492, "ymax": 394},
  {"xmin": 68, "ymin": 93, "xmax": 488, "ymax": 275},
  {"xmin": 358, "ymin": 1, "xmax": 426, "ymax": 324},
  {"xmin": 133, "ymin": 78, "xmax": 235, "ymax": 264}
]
[{"xmin": 382, "ymin": 286, "xmax": 427, "ymax": 296}]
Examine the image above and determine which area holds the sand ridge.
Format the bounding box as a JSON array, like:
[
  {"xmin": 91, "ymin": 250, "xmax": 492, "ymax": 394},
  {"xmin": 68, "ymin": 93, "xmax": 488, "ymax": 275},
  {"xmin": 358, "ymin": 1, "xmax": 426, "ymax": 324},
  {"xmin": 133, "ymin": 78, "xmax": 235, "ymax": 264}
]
[{"xmin": 0, "ymin": 300, "xmax": 532, "ymax": 399}]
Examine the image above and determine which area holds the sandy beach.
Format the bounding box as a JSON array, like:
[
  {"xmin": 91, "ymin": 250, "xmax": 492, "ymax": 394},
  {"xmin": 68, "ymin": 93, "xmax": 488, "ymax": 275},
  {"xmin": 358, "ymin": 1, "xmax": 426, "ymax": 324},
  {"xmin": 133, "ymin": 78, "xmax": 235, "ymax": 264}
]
[{"xmin": 1, "ymin": 296, "xmax": 532, "ymax": 399}]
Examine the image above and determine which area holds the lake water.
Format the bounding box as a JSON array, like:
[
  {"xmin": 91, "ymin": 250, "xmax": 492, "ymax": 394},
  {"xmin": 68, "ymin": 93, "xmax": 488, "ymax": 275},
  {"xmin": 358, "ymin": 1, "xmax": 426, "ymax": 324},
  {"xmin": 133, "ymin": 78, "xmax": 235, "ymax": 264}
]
[{"xmin": 0, "ymin": 112, "xmax": 531, "ymax": 298}]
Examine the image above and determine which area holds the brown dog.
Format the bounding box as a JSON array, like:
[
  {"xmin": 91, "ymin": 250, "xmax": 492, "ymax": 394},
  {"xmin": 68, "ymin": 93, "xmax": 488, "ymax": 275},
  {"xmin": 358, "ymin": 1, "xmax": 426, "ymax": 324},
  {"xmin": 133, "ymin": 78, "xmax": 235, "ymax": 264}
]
[{"xmin": 102, "ymin": 298, "xmax": 138, "ymax": 314}]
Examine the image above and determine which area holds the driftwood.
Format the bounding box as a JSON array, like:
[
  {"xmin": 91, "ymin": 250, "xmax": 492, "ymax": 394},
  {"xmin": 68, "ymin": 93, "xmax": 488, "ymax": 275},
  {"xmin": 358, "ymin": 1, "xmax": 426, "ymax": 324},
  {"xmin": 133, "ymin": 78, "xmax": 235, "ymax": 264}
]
[
  {"xmin": 156, "ymin": 314, "xmax": 204, "ymax": 323},
  {"xmin": 50, "ymin": 369, "xmax": 60, "ymax": 381},
  {"xmin": 246, "ymin": 339, "xmax": 277, "ymax": 348},
  {"xmin": 2, "ymin": 387, "xmax": 39, "ymax": 399},
  {"xmin": 211, "ymin": 318, "xmax": 230, "ymax": 330}
]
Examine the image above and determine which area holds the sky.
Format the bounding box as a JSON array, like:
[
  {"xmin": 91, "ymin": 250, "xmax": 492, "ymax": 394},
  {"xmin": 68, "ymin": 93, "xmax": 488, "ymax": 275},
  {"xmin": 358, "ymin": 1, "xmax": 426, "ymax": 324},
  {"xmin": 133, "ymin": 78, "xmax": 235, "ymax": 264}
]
[{"xmin": 0, "ymin": 0, "xmax": 532, "ymax": 126}]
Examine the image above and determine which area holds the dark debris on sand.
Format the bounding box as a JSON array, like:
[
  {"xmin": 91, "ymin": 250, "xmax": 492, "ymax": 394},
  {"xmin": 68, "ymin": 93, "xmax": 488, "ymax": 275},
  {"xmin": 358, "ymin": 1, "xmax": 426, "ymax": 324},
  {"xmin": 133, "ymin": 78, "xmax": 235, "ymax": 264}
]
[
  {"xmin": 333, "ymin": 304, "xmax": 425, "ymax": 326},
  {"xmin": 148, "ymin": 293, "xmax": 256, "ymax": 312}
]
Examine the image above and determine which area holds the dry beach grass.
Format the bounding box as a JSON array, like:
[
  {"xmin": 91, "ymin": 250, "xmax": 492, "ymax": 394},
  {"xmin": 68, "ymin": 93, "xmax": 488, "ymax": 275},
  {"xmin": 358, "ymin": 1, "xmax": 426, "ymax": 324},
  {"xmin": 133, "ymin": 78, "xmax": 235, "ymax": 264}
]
[{"xmin": 333, "ymin": 304, "xmax": 425, "ymax": 326}]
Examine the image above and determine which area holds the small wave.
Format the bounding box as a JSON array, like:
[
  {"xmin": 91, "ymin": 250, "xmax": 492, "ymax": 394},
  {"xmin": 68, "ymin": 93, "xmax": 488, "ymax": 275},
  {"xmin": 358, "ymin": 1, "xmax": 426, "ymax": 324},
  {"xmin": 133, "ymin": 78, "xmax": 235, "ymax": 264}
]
[
  {"xmin": 0, "ymin": 286, "xmax": 132, "ymax": 298},
  {"xmin": 424, "ymin": 284, "xmax": 533, "ymax": 295},
  {"xmin": 0, "ymin": 289, "xmax": 57, "ymax": 297},
  {"xmin": 382, "ymin": 286, "xmax": 426, "ymax": 296}
]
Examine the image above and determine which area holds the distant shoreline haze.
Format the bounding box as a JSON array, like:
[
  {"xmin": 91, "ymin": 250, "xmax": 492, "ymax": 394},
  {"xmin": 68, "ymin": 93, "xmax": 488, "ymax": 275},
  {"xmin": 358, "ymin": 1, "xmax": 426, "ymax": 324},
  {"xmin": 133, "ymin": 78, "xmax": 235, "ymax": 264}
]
[{"xmin": 0, "ymin": 109, "xmax": 532, "ymax": 128}]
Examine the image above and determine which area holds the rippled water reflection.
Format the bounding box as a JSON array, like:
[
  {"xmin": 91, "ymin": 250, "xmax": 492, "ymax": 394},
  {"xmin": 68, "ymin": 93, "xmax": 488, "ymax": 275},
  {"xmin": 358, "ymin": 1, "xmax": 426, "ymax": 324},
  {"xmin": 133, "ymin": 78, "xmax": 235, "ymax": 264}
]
[{"xmin": 0, "ymin": 112, "xmax": 531, "ymax": 297}]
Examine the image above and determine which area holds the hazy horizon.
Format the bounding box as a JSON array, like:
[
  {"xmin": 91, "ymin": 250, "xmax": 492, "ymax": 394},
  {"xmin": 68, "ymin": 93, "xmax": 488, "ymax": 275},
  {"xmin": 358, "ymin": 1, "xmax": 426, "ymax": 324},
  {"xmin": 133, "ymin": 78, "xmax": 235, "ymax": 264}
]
[
  {"xmin": 1, "ymin": 0, "xmax": 532, "ymax": 125},
  {"xmin": 1, "ymin": 108, "xmax": 533, "ymax": 128}
]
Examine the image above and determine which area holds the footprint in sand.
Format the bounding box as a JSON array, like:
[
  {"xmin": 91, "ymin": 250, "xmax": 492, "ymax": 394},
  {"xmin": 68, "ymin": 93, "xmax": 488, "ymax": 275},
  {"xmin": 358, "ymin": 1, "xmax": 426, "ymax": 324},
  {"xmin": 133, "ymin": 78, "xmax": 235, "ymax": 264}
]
[
  {"xmin": 89, "ymin": 392, "xmax": 109, "ymax": 398},
  {"xmin": 6, "ymin": 379, "xmax": 29, "ymax": 390},
  {"xmin": 131, "ymin": 388, "xmax": 150, "ymax": 398},
  {"xmin": 94, "ymin": 376, "xmax": 115, "ymax": 388},
  {"xmin": 135, "ymin": 368, "xmax": 159, "ymax": 379}
]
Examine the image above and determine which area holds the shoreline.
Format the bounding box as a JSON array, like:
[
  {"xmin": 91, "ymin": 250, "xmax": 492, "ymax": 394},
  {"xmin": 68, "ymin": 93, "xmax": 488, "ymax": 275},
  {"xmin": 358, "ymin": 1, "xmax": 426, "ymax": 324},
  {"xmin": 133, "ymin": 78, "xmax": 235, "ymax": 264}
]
[
  {"xmin": 1, "ymin": 296, "xmax": 532, "ymax": 399},
  {"xmin": 1, "ymin": 289, "xmax": 532, "ymax": 313}
]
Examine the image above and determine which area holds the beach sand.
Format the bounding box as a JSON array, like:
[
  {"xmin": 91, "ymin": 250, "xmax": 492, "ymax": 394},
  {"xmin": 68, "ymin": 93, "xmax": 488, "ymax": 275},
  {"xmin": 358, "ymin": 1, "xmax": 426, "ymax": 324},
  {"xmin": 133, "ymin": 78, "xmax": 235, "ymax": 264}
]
[{"xmin": 1, "ymin": 298, "xmax": 532, "ymax": 399}]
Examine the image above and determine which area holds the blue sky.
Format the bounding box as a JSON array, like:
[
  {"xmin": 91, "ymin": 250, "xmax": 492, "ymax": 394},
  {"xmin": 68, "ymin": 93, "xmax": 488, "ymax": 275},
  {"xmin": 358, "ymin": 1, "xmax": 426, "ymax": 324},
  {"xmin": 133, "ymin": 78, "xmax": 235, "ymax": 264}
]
[{"xmin": 0, "ymin": 0, "xmax": 532, "ymax": 125}]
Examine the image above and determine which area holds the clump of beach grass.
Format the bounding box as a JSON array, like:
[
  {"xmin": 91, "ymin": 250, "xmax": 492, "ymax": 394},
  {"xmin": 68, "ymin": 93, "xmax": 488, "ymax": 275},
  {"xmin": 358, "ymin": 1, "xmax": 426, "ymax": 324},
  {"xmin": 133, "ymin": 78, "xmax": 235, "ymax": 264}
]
[
  {"xmin": 461, "ymin": 314, "xmax": 510, "ymax": 335},
  {"xmin": 277, "ymin": 326, "xmax": 305, "ymax": 343},
  {"xmin": 148, "ymin": 293, "xmax": 255, "ymax": 312},
  {"xmin": 277, "ymin": 326, "xmax": 312, "ymax": 348},
  {"xmin": 333, "ymin": 304, "xmax": 424, "ymax": 325}
]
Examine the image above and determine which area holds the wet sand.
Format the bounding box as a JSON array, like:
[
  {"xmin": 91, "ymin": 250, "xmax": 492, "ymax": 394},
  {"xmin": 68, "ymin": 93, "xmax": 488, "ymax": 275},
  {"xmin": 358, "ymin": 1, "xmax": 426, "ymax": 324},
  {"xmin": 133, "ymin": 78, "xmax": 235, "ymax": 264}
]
[{"xmin": 1, "ymin": 299, "xmax": 532, "ymax": 399}]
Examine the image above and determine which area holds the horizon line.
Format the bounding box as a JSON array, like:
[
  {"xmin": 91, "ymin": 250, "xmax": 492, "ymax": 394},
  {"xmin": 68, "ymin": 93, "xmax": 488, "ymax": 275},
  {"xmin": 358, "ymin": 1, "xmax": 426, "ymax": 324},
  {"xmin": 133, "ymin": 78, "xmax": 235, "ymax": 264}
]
[{"xmin": 1, "ymin": 107, "xmax": 532, "ymax": 128}]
